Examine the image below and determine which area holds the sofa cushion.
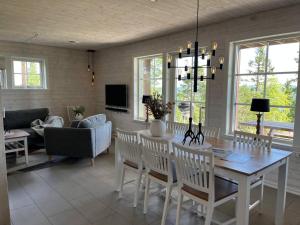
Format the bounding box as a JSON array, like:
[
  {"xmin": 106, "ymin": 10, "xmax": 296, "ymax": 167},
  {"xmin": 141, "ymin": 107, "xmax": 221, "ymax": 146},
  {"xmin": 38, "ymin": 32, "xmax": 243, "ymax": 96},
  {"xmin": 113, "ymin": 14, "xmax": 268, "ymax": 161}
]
[
  {"xmin": 78, "ymin": 114, "xmax": 106, "ymax": 128},
  {"xmin": 4, "ymin": 108, "xmax": 49, "ymax": 129}
]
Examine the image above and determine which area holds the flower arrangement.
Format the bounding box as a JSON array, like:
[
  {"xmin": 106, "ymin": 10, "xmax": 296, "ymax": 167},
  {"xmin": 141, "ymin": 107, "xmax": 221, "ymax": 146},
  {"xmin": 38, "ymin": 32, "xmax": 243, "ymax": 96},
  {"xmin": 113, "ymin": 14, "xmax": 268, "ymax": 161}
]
[
  {"xmin": 72, "ymin": 106, "xmax": 85, "ymax": 115},
  {"xmin": 145, "ymin": 92, "xmax": 174, "ymax": 120}
]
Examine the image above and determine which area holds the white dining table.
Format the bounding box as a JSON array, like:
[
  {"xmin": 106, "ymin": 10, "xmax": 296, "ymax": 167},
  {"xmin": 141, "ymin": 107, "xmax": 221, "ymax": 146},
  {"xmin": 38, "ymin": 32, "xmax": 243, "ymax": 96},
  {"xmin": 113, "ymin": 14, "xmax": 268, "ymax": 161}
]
[{"xmin": 115, "ymin": 130, "xmax": 292, "ymax": 225}]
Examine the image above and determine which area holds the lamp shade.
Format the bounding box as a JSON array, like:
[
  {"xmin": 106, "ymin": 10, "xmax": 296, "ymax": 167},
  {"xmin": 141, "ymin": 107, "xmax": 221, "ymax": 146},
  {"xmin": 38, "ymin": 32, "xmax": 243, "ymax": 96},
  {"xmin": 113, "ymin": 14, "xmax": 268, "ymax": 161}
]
[
  {"xmin": 142, "ymin": 95, "xmax": 151, "ymax": 104},
  {"xmin": 250, "ymin": 98, "xmax": 270, "ymax": 112}
]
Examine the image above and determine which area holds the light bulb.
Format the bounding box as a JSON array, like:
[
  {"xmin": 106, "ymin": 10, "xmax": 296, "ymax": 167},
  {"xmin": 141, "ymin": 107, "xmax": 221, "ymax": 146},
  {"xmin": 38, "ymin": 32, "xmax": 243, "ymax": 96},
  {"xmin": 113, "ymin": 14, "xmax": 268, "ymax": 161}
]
[
  {"xmin": 187, "ymin": 42, "xmax": 192, "ymax": 49},
  {"xmin": 179, "ymin": 47, "xmax": 183, "ymax": 58},
  {"xmin": 212, "ymin": 41, "xmax": 218, "ymax": 50},
  {"xmin": 201, "ymin": 48, "xmax": 206, "ymax": 54},
  {"xmin": 211, "ymin": 66, "xmax": 216, "ymax": 74},
  {"xmin": 219, "ymin": 56, "xmax": 224, "ymax": 64},
  {"xmin": 167, "ymin": 55, "xmax": 172, "ymax": 63}
]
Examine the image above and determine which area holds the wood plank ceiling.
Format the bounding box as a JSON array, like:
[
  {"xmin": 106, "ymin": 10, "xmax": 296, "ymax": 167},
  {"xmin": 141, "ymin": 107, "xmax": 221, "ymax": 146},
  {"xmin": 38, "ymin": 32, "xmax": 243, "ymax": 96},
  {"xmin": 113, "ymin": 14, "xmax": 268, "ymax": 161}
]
[{"xmin": 0, "ymin": 0, "xmax": 299, "ymax": 49}]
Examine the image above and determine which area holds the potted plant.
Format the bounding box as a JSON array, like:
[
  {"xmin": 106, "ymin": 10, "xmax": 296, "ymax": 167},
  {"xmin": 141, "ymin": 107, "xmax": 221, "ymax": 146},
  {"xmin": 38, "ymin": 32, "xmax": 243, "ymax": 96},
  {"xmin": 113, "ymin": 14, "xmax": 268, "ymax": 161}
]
[
  {"xmin": 145, "ymin": 92, "xmax": 174, "ymax": 137},
  {"xmin": 72, "ymin": 106, "xmax": 85, "ymax": 120}
]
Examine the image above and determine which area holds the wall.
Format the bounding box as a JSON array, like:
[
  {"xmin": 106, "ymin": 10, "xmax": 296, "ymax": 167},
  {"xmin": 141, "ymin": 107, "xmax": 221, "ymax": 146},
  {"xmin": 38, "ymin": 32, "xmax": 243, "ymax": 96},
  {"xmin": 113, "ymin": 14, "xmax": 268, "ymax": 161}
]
[
  {"xmin": 0, "ymin": 42, "xmax": 96, "ymax": 123},
  {"xmin": 94, "ymin": 5, "xmax": 300, "ymax": 193}
]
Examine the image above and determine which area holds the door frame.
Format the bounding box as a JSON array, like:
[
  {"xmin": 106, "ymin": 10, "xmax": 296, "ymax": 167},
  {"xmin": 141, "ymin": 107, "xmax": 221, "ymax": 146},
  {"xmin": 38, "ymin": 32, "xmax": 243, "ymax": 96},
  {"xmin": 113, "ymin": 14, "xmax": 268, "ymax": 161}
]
[{"xmin": 0, "ymin": 81, "xmax": 11, "ymax": 224}]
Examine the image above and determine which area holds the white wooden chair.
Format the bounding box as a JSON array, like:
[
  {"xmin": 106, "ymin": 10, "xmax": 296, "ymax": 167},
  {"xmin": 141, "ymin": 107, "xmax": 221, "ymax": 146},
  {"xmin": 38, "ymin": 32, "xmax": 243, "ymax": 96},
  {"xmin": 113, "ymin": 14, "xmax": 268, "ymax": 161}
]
[
  {"xmin": 172, "ymin": 142, "xmax": 237, "ymax": 225},
  {"xmin": 233, "ymin": 130, "xmax": 273, "ymax": 212},
  {"xmin": 116, "ymin": 129, "xmax": 144, "ymax": 207},
  {"xmin": 140, "ymin": 134, "xmax": 177, "ymax": 225},
  {"xmin": 166, "ymin": 121, "xmax": 188, "ymax": 135},
  {"xmin": 233, "ymin": 130, "xmax": 272, "ymax": 150}
]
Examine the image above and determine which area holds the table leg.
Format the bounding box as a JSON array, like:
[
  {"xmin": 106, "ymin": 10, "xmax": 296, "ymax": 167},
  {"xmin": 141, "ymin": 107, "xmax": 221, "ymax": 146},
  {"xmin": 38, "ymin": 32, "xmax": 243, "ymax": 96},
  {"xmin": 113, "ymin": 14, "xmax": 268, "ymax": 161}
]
[
  {"xmin": 275, "ymin": 159, "xmax": 288, "ymax": 225},
  {"xmin": 24, "ymin": 138, "xmax": 29, "ymax": 165},
  {"xmin": 236, "ymin": 175, "xmax": 251, "ymax": 225},
  {"xmin": 115, "ymin": 139, "xmax": 122, "ymax": 191}
]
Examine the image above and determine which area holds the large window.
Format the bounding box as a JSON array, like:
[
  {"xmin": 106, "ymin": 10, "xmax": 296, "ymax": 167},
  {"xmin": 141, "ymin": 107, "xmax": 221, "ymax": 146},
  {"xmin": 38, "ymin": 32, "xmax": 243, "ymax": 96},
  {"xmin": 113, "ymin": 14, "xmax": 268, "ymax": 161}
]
[
  {"xmin": 174, "ymin": 56, "xmax": 207, "ymax": 125},
  {"xmin": 135, "ymin": 55, "xmax": 163, "ymax": 120},
  {"xmin": 232, "ymin": 37, "xmax": 300, "ymax": 141},
  {"xmin": 12, "ymin": 58, "xmax": 46, "ymax": 89}
]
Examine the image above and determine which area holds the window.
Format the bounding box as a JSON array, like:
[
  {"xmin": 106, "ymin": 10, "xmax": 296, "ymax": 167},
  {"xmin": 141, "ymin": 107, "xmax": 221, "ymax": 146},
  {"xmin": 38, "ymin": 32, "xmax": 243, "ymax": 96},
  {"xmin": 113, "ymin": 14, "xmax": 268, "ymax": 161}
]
[
  {"xmin": 231, "ymin": 37, "xmax": 300, "ymax": 141},
  {"xmin": 135, "ymin": 55, "xmax": 163, "ymax": 120},
  {"xmin": 12, "ymin": 58, "xmax": 46, "ymax": 89},
  {"xmin": 174, "ymin": 56, "xmax": 207, "ymax": 125}
]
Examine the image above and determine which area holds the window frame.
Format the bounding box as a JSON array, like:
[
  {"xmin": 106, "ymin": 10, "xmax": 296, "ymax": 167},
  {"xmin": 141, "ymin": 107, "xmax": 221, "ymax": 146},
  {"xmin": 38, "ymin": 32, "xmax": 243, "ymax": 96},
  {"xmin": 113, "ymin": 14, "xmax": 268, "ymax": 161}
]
[
  {"xmin": 134, "ymin": 54, "xmax": 164, "ymax": 121},
  {"xmin": 11, "ymin": 57, "xmax": 47, "ymax": 90},
  {"xmin": 229, "ymin": 35, "xmax": 300, "ymax": 144}
]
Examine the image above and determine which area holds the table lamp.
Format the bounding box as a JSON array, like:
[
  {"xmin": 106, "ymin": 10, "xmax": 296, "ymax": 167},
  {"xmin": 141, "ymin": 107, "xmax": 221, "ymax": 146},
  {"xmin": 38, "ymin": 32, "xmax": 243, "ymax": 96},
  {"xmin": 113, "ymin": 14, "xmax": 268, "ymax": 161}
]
[
  {"xmin": 142, "ymin": 95, "xmax": 151, "ymax": 122},
  {"xmin": 250, "ymin": 98, "xmax": 270, "ymax": 135}
]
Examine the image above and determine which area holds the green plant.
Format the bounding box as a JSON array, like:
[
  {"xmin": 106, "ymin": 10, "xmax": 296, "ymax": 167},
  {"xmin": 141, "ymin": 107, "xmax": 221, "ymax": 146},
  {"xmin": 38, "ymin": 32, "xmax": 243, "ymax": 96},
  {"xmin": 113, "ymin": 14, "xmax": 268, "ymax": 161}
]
[
  {"xmin": 145, "ymin": 92, "xmax": 173, "ymax": 120},
  {"xmin": 72, "ymin": 106, "xmax": 85, "ymax": 115}
]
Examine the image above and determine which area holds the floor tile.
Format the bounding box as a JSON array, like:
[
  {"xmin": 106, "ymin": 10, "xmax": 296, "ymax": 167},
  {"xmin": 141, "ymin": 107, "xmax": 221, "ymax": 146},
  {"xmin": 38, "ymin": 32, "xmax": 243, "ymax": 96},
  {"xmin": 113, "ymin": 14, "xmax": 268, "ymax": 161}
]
[
  {"xmin": 48, "ymin": 208, "xmax": 91, "ymax": 225},
  {"xmin": 11, "ymin": 204, "xmax": 51, "ymax": 225}
]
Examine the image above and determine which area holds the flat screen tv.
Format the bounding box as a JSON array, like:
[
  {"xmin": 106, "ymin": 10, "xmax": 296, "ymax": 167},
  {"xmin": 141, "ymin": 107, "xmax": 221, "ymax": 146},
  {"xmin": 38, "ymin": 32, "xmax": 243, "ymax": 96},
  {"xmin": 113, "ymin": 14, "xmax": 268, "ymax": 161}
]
[{"xmin": 105, "ymin": 84, "xmax": 128, "ymax": 108}]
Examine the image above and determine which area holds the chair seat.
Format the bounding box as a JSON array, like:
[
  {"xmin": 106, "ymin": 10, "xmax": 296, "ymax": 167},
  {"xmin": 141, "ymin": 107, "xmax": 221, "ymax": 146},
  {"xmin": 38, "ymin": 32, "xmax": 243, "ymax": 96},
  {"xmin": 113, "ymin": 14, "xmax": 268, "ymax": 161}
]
[
  {"xmin": 124, "ymin": 160, "xmax": 140, "ymax": 169},
  {"xmin": 149, "ymin": 169, "xmax": 177, "ymax": 183},
  {"xmin": 182, "ymin": 176, "xmax": 238, "ymax": 202}
]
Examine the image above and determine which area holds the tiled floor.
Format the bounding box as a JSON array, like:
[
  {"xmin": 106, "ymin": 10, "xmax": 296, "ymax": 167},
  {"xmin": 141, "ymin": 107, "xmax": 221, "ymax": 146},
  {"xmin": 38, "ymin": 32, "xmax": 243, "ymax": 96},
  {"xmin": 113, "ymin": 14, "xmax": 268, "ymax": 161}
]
[{"xmin": 7, "ymin": 148, "xmax": 300, "ymax": 225}]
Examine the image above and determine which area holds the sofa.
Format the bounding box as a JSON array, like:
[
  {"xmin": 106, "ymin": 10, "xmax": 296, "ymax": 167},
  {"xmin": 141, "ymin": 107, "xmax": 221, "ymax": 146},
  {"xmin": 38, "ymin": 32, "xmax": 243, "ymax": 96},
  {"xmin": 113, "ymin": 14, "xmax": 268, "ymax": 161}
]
[
  {"xmin": 4, "ymin": 108, "xmax": 49, "ymax": 151},
  {"xmin": 44, "ymin": 114, "xmax": 112, "ymax": 165}
]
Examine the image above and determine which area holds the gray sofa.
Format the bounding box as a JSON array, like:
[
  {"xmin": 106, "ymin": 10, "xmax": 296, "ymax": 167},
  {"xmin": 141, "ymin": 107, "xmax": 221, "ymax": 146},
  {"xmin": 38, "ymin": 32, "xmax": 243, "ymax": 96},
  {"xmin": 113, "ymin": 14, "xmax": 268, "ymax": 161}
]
[
  {"xmin": 44, "ymin": 114, "xmax": 112, "ymax": 165},
  {"xmin": 4, "ymin": 108, "xmax": 49, "ymax": 151}
]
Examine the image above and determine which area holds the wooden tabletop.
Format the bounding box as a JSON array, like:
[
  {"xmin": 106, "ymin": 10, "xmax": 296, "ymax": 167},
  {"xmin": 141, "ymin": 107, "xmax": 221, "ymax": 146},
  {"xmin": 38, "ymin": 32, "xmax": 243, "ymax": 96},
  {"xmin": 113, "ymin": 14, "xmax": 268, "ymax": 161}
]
[
  {"xmin": 4, "ymin": 129, "xmax": 30, "ymax": 140},
  {"xmin": 138, "ymin": 130, "xmax": 292, "ymax": 176}
]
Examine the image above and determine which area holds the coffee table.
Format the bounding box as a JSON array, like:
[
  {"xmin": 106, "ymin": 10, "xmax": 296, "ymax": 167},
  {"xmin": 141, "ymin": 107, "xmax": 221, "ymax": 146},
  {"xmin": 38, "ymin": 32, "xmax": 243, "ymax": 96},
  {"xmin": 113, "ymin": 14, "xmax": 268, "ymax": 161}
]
[{"xmin": 4, "ymin": 130, "xmax": 30, "ymax": 165}]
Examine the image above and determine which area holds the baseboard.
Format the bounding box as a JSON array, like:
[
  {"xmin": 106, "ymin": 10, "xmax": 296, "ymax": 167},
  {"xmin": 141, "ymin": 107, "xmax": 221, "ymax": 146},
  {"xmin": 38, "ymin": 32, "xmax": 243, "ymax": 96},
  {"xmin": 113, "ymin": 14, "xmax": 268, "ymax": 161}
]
[{"xmin": 264, "ymin": 180, "xmax": 300, "ymax": 196}]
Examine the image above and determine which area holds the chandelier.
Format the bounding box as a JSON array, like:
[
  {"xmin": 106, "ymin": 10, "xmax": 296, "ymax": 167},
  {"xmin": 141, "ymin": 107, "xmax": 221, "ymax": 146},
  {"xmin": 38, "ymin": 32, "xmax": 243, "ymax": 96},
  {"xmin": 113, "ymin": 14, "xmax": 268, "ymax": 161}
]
[{"xmin": 167, "ymin": 0, "xmax": 224, "ymax": 92}]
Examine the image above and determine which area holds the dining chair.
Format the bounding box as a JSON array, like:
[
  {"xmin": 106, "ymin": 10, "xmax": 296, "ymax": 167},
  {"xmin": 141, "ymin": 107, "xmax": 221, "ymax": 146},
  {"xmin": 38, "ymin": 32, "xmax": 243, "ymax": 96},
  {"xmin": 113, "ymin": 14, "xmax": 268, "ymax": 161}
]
[
  {"xmin": 192, "ymin": 125, "xmax": 221, "ymax": 138},
  {"xmin": 233, "ymin": 130, "xmax": 272, "ymax": 212},
  {"xmin": 166, "ymin": 121, "xmax": 188, "ymax": 135},
  {"xmin": 116, "ymin": 128, "xmax": 144, "ymax": 207},
  {"xmin": 140, "ymin": 134, "xmax": 177, "ymax": 225},
  {"xmin": 172, "ymin": 142, "xmax": 237, "ymax": 225}
]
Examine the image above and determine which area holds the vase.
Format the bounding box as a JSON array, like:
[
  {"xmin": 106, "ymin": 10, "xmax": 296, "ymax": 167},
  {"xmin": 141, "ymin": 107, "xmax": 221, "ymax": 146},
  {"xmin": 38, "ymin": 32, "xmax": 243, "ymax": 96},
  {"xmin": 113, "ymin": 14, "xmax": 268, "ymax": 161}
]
[
  {"xmin": 75, "ymin": 113, "xmax": 83, "ymax": 120},
  {"xmin": 150, "ymin": 119, "xmax": 166, "ymax": 137}
]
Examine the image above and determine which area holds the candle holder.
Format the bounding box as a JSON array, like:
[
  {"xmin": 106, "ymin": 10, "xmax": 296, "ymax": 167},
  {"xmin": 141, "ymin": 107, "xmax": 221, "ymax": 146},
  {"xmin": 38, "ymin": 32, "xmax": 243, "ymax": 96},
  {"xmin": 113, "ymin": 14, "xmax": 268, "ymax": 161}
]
[
  {"xmin": 182, "ymin": 118, "xmax": 195, "ymax": 145},
  {"xmin": 194, "ymin": 122, "xmax": 204, "ymax": 145}
]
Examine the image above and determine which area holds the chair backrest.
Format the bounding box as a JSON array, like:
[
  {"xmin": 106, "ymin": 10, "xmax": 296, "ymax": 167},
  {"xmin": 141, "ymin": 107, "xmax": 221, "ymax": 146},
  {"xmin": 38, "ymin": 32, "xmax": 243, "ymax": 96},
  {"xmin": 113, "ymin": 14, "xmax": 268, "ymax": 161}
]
[
  {"xmin": 233, "ymin": 130, "xmax": 272, "ymax": 150},
  {"xmin": 140, "ymin": 134, "xmax": 172, "ymax": 179},
  {"xmin": 166, "ymin": 121, "xmax": 188, "ymax": 135},
  {"xmin": 116, "ymin": 129, "xmax": 142, "ymax": 166},
  {"xmin": 172, "ymin": 142, "xmax": 214, "ymax": 201},
  {"xmin": 192, "ymin": 125, "xmax": 220, "ymax": 138}
]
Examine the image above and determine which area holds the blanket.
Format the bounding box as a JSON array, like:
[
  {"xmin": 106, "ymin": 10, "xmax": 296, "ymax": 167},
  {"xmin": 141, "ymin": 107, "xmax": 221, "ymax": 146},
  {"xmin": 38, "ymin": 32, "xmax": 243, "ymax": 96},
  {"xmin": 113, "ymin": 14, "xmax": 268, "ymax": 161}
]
[{"xmin": 31, "ymin": 116, "xmax": 64, "ymax": 136}]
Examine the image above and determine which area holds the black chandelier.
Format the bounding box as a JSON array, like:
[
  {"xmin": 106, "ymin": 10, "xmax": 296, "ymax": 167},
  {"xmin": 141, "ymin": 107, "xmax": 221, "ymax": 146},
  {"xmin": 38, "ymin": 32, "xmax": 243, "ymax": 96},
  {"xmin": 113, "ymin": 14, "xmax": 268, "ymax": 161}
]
[{"xmin": 167, "ymin": 0, "xmax": 224, "ymax": 92}]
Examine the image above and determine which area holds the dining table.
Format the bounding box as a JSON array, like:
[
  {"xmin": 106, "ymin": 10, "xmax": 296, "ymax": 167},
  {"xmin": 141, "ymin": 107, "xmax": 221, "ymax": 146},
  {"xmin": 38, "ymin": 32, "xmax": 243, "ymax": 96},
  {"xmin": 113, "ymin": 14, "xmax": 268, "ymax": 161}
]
[{"xmin": 114, "ymin": 129, "xmax": 292, "ymax": 225}]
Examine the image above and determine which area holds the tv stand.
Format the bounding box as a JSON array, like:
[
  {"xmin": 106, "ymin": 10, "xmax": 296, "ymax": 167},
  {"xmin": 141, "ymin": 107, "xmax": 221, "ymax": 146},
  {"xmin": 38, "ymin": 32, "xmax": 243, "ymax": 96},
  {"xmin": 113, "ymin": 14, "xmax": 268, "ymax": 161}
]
[{"xmin": 105, "ymin": 107, "xmax": 128, "ymax": 113}]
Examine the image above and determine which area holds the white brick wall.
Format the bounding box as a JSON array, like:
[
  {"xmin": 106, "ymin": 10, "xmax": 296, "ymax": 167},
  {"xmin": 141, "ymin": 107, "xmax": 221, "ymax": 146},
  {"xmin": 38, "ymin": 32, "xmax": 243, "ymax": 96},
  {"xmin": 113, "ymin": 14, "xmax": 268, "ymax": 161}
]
[
  {"xmin": 0, "ymin": 41, "xmax": 97, "ymax": 123},
  {"xmin": 94, "ymin": 5, "xmax": 300, "ymax": 193}
]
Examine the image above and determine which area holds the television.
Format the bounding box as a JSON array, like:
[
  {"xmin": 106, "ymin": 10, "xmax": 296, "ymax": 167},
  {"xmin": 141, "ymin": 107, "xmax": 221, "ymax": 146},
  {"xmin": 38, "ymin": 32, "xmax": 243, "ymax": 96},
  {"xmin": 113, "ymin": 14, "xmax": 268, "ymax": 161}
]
[{"xmin": 105, "ymin": 84, "xmax": 128, "ymax": 108}]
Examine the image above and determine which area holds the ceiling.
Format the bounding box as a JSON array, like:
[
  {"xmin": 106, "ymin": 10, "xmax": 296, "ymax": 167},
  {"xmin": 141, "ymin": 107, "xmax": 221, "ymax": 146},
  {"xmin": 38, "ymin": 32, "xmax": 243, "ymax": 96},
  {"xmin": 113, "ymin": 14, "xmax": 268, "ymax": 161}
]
[{"xmin": 0, "ymin": 0, "xmax": 299, "ymax": 50}]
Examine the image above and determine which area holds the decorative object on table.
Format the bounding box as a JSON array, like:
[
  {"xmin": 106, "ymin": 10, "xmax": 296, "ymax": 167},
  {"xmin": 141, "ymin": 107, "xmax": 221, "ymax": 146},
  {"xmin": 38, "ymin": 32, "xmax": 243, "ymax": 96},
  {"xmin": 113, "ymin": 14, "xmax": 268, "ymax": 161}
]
[
  {"xmin": 72, "ymin": 106, "xmax": 85, "ymax": 120},
  {"xmin": 144, "ymin": 92, "xmax": 174, "ymax": 137},
  {"xmin": 194, "ymin": 122, "xmax": 205, "ymax": 145},
  {"xmin": 250, "ymin": 98, "xmax": 270, "ymax": 135},
  {"xmin": 87, "ymin": 50, "xmax": 96, "ymax": 86},
  {"xmin": 182, "ymin": 117, "xmax": 196, "ymax": 145},
  {"xmin": 142, "ymin": 95, "xmax": 152, "ymax": 122},
  {"xmin": 167, "ymin": 0, "xmax": 224, "ymax": 92}
]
